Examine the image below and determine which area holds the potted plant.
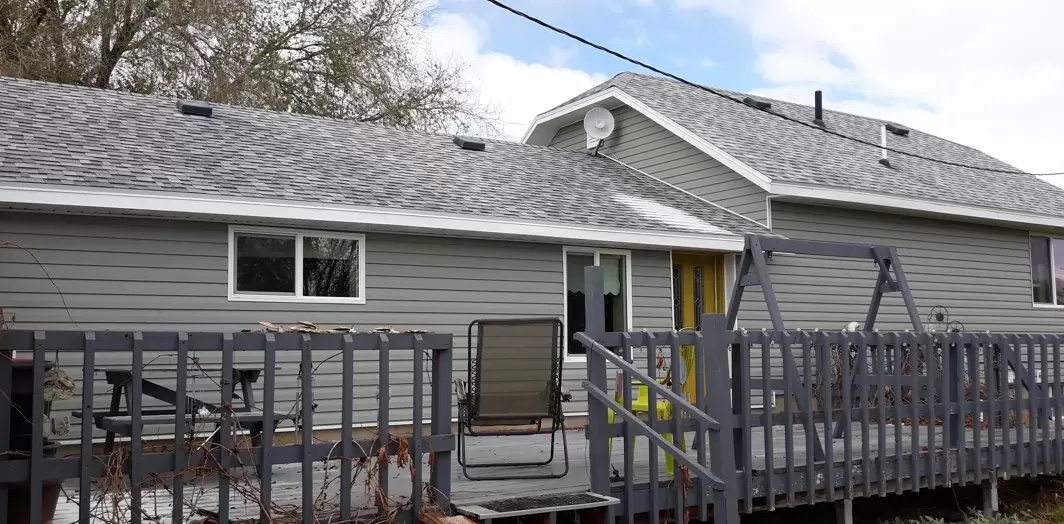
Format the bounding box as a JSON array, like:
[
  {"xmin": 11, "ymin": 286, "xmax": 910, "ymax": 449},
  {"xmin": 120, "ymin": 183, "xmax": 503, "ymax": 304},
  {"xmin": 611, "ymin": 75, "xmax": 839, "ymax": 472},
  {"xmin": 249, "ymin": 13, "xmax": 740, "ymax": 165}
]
[{"xmin": 1, "ymin": 309, "xmax": 73, "ymax": 524}]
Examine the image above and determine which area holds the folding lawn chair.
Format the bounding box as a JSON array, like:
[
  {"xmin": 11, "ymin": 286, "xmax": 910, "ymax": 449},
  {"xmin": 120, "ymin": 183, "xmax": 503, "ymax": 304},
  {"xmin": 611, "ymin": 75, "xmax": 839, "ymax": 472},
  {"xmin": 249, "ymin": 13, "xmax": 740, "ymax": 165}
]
[{"xmin": 454, "ymin": 317, "xmax": 571, "ymax": 480}]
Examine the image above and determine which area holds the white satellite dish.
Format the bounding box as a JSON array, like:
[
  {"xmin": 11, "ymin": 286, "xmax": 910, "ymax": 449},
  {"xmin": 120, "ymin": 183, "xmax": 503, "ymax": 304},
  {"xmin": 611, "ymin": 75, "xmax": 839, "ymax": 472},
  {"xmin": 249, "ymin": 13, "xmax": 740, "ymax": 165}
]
[
  {"xmin": 583, "ymin": 107, "xmax": 615, "ymax": 140},
  {"xmin": 583, "ymin": 107, "xmax": 615, "ymax": 155}
]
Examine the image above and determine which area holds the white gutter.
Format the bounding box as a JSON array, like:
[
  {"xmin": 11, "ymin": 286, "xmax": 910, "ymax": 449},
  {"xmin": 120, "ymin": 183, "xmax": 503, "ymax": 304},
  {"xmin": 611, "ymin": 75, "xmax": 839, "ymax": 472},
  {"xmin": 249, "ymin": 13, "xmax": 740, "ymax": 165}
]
[{"xmin": 0, "ymin": 184, "xmax": 746, "ymax": 251}]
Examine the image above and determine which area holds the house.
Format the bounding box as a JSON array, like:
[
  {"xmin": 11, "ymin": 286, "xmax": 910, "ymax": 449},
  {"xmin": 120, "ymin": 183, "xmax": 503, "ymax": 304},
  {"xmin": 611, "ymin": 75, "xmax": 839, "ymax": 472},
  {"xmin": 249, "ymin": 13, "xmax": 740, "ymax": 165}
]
[
  {"xmin": 525, "ymin": 72, "xmax": 1064, "ymax": 335},
  {"xmin": 4, "ymin": 69, "xmax": 1062, "ymax": 440},
  {"xmin": 0, "ymin": 75, "xmax": 769, "ymax": 438}
]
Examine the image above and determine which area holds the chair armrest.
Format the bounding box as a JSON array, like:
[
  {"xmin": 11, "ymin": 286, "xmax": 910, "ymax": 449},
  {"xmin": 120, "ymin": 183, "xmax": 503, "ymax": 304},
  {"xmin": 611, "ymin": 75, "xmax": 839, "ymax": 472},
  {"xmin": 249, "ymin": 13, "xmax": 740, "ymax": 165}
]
[{"xmin": 453, "ymin": 378, "xmax": 468, "ymax": 404}]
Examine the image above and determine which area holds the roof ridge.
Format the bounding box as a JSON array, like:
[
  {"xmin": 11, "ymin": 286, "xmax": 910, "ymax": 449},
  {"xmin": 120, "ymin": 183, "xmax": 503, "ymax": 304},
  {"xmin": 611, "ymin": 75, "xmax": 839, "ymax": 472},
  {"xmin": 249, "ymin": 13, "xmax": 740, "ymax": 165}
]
[
  {"xmin": 0, "ymin": 74, "xmax": 506, "ymax": 145},
  {"xmin": 0, "ymin": 75, "xmax": 662, "ymax": 163},
  {"xmin": 615, "ymin": 71, "xmax": 1025, "ymax": 174}
]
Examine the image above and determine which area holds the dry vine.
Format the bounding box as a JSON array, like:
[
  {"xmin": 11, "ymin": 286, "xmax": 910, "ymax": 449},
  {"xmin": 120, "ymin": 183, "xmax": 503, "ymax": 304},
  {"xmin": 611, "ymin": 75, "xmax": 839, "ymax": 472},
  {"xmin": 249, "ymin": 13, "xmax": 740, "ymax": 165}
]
[
  {"xmin": 818, "ymin": 340, "xmax": 1034, "ymax": 430},
  {"xmin": 55, "ymin": 387, "xmax": 446, "ymax": 523}
]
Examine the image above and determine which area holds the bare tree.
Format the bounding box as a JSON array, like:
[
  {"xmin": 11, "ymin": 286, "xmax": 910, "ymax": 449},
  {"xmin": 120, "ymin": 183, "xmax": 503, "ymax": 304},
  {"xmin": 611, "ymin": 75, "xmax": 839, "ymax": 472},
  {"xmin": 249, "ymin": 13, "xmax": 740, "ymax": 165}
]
[{"xmin": 0, "ymin": 0, "xmax": 498, "ymax": 132}]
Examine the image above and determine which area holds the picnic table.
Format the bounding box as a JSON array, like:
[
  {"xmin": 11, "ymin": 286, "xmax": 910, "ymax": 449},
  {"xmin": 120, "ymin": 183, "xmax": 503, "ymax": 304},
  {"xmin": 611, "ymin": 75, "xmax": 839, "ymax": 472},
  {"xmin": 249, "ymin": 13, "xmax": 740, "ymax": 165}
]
[{"xmin": 73, "ymin": 365, "xmax": 297, "ymax": 452}]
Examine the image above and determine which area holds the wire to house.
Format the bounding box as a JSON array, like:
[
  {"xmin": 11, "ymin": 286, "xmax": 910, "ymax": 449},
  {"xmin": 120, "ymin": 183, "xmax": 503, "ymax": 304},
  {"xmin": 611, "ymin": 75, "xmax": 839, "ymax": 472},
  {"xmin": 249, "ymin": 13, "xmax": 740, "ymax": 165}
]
[{"xmin": 483, "ymin": 0, "xmax": 1064, "ymax": 177}]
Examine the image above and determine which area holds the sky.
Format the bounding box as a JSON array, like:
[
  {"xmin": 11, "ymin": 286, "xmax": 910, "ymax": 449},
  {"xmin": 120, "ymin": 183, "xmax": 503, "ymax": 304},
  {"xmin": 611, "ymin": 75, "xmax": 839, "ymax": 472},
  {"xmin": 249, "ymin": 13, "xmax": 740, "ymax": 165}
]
[{"xmin": 416, "ymin": 0, "xmax": 1064, "ymax": 186}]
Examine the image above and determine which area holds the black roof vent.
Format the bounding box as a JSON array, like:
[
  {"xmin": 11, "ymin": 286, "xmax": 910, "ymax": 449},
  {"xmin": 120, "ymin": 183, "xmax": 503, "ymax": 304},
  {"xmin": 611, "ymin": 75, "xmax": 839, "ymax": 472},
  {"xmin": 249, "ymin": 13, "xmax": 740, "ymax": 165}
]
[
  {"xmin": 177, "ymin": 99, "xmax": 213, "ymax": 117},
  {"xmin": 813, "ymin": 90, "xmax": 825, "ymax": 127},
  {"xmin": 743, "ymin": 96, "xmax": 772, "ymax": 111},
  {"xmin": 453, "ymin": 135, "xmax": 486, "ymax": 151},
  {"xmin": 885, "ymin": 123, "xmax": 909, "ymax": 137}
]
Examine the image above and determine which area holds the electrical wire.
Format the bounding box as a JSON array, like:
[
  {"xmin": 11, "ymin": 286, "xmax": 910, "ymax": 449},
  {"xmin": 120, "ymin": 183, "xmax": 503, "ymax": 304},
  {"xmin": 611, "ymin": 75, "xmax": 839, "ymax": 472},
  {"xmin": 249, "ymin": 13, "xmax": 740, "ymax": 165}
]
[{"xmin": 483, "ymin": 0, "xmax": 1064, "ymax": 177}]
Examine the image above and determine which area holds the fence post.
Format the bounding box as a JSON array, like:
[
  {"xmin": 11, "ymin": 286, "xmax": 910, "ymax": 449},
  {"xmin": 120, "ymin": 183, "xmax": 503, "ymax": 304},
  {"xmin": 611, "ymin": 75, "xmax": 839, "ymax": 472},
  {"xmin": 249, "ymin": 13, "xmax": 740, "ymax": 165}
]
[
  {"xmin": 704, "ymin": 314, "xmax": 740, "ymax": 524},
  {"xmin": 583, "ymin": 265, "xmax": 611, "ymax": 500},
  {"xmin": 430, "ymin": 342, "xmax": 454, "ymax": 511}
]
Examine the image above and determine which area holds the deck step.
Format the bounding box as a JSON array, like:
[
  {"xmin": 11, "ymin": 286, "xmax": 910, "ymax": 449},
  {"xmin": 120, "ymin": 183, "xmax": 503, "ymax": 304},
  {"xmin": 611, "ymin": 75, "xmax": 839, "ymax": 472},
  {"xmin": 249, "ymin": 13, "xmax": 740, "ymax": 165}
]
[{"xmin": 454, "ymin": 492, "xmax": 619, "ymax": 521}]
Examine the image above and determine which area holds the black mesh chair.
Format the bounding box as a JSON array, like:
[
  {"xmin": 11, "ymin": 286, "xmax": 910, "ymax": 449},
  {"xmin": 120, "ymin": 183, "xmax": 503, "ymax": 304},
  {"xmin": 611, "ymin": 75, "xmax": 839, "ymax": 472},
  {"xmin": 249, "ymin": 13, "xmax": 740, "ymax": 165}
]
[{"xmin": 454, "ymin": 317, "xmax": 571, "ymax": 480}]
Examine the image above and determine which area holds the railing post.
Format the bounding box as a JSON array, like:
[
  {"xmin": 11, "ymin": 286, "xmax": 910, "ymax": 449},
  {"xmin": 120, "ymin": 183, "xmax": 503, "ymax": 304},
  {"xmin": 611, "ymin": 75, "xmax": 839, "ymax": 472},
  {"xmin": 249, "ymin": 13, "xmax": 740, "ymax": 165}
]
[
  {"xmin": 947, "ymin": 339, "xmax": 962, "ymax": 450},
  {"xmin": 704, "ymin": 314, "xmax": 740, "ymax": 524},
  {"xmin": 583, "ymin": 265, "xmax": 611, "ymax": 499},
  {"xmin": 430, "ymin": 342, "xmax": 454, "ymax": 510},
  {"xmin": 0, "ymin": 338, "xmax": 12, "ymax": 521}
]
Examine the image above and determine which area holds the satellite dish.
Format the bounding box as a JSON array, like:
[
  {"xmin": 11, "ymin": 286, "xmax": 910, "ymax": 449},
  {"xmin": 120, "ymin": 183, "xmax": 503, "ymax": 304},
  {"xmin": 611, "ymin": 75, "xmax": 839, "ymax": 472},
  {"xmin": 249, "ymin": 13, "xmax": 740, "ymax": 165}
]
[{"xmin": 583, "ymin": 107, "xmax": 615, "ymax": 141}]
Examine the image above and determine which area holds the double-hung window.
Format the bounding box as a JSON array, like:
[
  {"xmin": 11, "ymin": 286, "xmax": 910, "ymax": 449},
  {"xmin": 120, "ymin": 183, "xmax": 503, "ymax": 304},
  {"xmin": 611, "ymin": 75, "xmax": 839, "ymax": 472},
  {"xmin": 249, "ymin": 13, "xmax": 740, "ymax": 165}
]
[
  {"xmin": 563, "ymin": 247, "xmax": 632, "ymax": 358},
  {"xmin": 1030, "ymin": 235, "xmax": 1064, "ymax": 306},
  {"xmin": 228, "ymin": 226, "xmax": 365, "ymax": 304}
]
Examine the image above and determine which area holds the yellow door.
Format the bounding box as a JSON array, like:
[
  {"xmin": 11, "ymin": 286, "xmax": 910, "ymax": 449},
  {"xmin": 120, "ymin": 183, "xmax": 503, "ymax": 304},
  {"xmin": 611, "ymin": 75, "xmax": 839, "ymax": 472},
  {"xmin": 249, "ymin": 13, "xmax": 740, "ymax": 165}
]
[{"xmin": 671, "ymin": 252, "xmax": 727, "ymax": 330}]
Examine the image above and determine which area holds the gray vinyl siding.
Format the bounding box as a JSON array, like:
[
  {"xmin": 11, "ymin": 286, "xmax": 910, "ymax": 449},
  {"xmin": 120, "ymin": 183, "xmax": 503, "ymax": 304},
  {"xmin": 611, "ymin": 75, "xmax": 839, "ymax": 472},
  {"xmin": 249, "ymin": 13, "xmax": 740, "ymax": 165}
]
[
  {"xmin": 737, "ymin": 201, "xmax": 1064, "ymax": 332},
  {"xmin": 548, "ymin": 105, "xmax": 769, "ymax": 224},
  {"xmin": 0, "ymin": 210, "xmax": 672, "ymax": 442},
  {"xmin": 738, "ymin": 201, "xmax": 1064, "ymax": 398}
]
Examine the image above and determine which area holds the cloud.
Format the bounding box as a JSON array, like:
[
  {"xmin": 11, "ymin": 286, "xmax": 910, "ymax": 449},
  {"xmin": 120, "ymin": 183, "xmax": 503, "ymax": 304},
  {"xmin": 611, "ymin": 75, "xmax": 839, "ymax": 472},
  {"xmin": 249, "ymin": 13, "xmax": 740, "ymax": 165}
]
[
  {"xmin": 674, "ymin": 0, "xmax": 1064, "ymax": 174},
  {"xmin": 419, "ymin": 11, "xmax": 609, "ymax": 140},
  {"xmin": 547, "ymin": 46, "xmax": 578, "ymax": 68}
]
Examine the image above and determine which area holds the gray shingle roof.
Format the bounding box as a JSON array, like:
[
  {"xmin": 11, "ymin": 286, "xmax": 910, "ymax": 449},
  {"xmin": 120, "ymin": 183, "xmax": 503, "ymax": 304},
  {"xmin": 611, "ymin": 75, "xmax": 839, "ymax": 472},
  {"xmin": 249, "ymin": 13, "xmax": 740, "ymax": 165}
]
[
  {"xmin": 571, "ymin": 72, "xmax": 1064, "ymax": 219},
  {"xmin": 0, "ymin": 75, "xmax": 769, "ymax": 239}
]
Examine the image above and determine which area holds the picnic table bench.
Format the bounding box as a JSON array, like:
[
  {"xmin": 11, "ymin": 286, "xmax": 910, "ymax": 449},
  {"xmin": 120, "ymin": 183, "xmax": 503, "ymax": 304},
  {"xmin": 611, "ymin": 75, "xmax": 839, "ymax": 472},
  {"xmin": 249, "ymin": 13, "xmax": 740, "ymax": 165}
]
[{"xmin": 73, "ymin": 366, "xmax": 297, "ymax": 451}]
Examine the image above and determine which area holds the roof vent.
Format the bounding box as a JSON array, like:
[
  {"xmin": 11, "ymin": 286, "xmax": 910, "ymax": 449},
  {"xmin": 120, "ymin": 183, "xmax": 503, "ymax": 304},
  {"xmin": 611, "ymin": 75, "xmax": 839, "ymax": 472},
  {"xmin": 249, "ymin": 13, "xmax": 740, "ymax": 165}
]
[
  {"xmin": 176, "ymin": 99, "xmax": 213, "ymax": 117},
  {"xmin": 453, "ymin": 135, "xmax": 486, "ymax": 151},
  {"xmin": 878, "ymin": 125, "xmax": 892, "ymax": 168},
  {"xmin": 813, "ymin": 90, "xmax": 825, "ymax": 127},
  {"xmin": 743, "ymin": 96, "xmax": 772, "ymax": 111},
  {"xmin": 885, "ymin": 123, "xmax": 909, "ymax": 137}
]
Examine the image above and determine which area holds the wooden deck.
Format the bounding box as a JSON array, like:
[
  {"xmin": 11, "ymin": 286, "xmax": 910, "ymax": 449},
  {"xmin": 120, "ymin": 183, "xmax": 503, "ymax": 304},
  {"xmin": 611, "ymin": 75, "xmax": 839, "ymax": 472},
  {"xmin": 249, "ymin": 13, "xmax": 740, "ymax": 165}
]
[{"xmin": 52, "ymin": 422, "xmax": 1060, "ymax": 523}]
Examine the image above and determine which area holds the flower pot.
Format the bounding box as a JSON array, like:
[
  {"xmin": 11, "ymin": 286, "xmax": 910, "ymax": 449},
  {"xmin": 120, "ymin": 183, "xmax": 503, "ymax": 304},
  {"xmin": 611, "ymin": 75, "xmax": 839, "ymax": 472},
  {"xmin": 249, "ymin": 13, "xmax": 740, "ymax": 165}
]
[
  {"xmin": 8, "ymin": 359, "xmax": 54, "ymax": 438},
  {"xmin": 5, "ymin": 437, "xmax": 61, "ymax": 524},
  {"xmin": 4, "ymin": 360, "xmax": 61, "ymax": 524}
]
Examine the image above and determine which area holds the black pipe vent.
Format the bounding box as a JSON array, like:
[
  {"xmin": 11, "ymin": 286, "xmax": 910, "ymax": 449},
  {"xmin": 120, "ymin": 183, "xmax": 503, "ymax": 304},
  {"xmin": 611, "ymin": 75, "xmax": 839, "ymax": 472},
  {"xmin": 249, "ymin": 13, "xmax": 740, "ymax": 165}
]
[
  {"xmin": 742, "ymin": 96, "xmax": 772, "ymax": 111},
  {"xmin": 813, "ymin": 90, "xmax": 825, "ymax": 127},
  {"xmin": 176, "ymin": 99, "xmax": 213, "ymax": 117},
  {"xmin": 453, "ymin": 136, "xmax": 486, "ymax": 151},
  {"xmin": 885, "ymin": 123, "xmax": 910, "ymax": 137}
]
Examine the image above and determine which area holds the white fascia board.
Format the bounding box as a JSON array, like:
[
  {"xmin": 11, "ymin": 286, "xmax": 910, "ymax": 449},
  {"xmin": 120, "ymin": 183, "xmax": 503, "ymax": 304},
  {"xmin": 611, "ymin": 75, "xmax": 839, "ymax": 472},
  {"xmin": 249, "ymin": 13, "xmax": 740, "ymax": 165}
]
[
  {"xmin": 522, "ymin": 89, "xmax": 622, "ymax": 145},
  {"xmin": 773, "ymin": 182, "xmax": 1064, "ymax": 230},
  {"xmin": 0, "ymin": 184, "xmax": 746, "ymax": 252},
  {"xmin": 523, "ymin": 86, "xmax": 774, "ymax": 191}
]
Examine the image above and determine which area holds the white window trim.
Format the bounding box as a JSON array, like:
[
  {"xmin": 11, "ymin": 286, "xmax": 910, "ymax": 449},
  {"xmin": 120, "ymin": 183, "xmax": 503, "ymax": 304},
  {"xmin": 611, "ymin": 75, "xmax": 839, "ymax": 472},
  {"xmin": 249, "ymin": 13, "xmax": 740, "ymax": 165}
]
[
  {"xmin": 227, "ymin": 225, "xmax": 367, "ymax": 304},
  {"xmin": 562, "ymin": 246, "xmax": 634, "ymax": 362},
  {"xmin": 1030, "ymin": 233, "xmax": 1064, "ymax": 309}
]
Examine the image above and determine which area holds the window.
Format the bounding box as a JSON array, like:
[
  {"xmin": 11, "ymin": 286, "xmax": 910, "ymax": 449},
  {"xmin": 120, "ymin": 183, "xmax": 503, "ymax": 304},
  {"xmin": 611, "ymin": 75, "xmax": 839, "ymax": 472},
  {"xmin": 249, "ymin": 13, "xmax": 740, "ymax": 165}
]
[
  {"xmin": 1030, "ymin": 235, "xmax": 1064, "ymax": 306},
  {"xmin": 229, "ymin": 226, "xmax": 365, "ymax": 303},
  {"xmin": 563, "ymin": 247, "xmax": 632, "ymax": 358}
]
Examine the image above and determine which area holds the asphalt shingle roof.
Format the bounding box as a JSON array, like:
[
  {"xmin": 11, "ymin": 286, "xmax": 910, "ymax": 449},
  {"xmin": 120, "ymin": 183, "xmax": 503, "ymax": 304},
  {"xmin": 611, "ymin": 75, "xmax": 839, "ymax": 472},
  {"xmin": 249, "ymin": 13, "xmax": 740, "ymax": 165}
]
[
  {"xmin": 571, "ymin": 72, "xmax": 1064, "ymax": 219},
  {"xmin": 0, "ymin": 76, "xmax": 769, "ymax": 238}
]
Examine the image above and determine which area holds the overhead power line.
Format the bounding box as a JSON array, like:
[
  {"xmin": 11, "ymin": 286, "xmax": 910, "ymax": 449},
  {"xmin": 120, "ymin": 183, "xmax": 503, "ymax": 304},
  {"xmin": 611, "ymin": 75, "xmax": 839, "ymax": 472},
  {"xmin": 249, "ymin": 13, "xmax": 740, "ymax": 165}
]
[{"xmin": 483, "ymin": 0, "xmax": 1064, "ymax": 177}]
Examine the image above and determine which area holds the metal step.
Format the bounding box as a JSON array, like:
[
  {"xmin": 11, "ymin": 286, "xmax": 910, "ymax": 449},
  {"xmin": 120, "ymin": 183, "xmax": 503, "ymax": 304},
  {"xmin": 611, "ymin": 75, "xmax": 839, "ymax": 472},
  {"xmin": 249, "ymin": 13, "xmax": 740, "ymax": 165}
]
[{"xmin": 454, "ymin": 491, "xmax": 619, "ymax": 521}]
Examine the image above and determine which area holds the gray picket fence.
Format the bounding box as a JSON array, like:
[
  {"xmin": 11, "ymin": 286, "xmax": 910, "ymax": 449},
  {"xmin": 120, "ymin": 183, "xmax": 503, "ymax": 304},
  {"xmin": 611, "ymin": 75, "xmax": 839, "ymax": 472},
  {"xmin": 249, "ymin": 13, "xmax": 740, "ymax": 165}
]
[{"xmin": 0, "ymin": 329, "xmax": 454, "ymax": 524}]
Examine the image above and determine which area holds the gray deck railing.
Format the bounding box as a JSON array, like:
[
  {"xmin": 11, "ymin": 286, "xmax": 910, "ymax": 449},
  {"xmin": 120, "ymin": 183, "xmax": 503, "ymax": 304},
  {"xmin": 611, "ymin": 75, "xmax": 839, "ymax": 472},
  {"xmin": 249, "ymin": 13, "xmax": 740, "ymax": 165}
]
[
  {"xmin": 579, "ymin": 324, "xmax": 738, "ymax": 524},
  {"xmin": 579, "ymin": 266, "xmax": 740, "ymax": 524},
  {"xmin": 0, "ymin": 329, "xmax": 454, "ymax": 524},
  {"xmin": 580, "ymin": 269, "xmax": 1064, "ymax": 523},
  {"xmin": 730, "ymin": 328, "xmax": 1064, "ymax": 511},
  {"xmin": 583, "ymin": 323, "xmax": 1064, "ymax": 522}
]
